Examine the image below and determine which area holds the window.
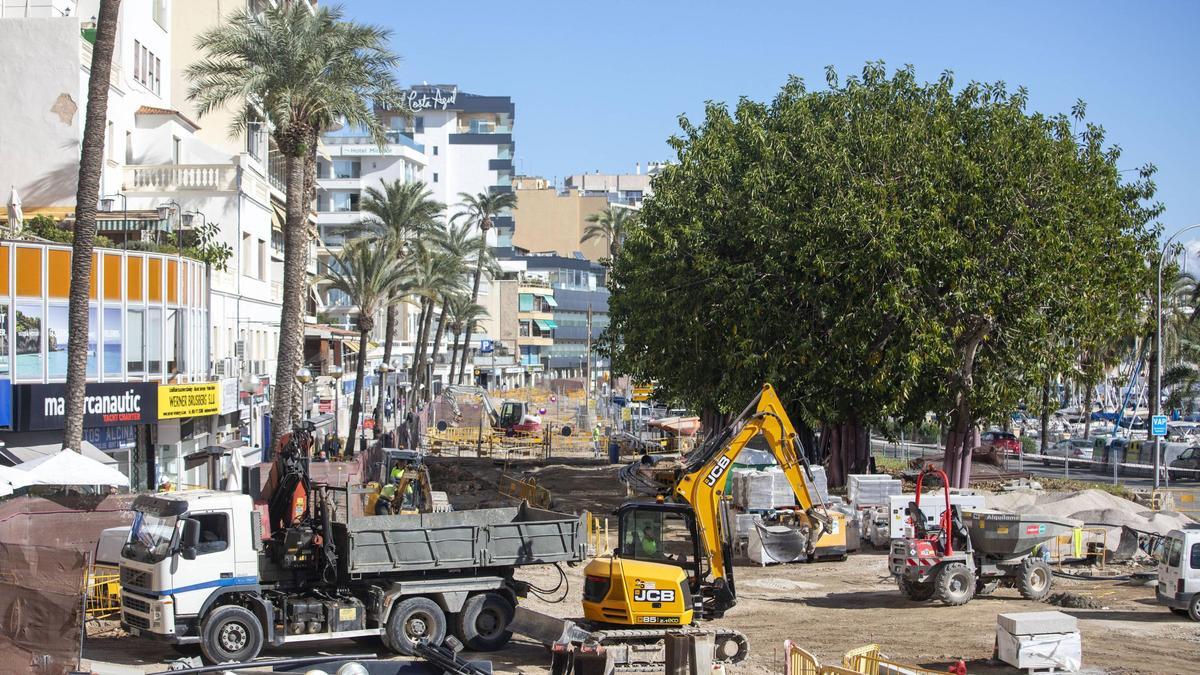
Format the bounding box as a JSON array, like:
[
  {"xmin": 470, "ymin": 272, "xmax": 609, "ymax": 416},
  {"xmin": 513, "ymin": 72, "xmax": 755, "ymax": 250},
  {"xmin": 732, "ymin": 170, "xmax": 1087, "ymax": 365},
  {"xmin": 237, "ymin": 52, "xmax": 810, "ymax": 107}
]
[
  {"xmin": 1168, "ymin": 537, "xmax": 1183, "ymax": 568},
  {"xmin": 331, "ymin": 159, "xmax": 360, "ymax": 179},
  {"xmin": 257, "ymin": 240, "xmax": 267, "ymax": 281},
  {"xmin": 193, "ymin": 512, "xmax": 229, "ymax": 555},
  {"xmin": 152, "ymin": 0, "xmax": 167, "ymax": 29},
  {"xmin": 0, "ymin": 304, "xmax": 7, "ymax": 376},
  {"xmin": 47, "ymin": 305, "xmax": 68, "ymax": 379},
  {"xmin": 415, "ymin": 116, "xmax": 424, "ymax": 133},
  {"xmin": 329, "ymin": 192, "xmax": 360, "ymax": 212},
  {"xmin": 106, "ymin": 122, "xmax": 115, "ymax": 162},
  {"xmin": 241, "ymin": 233, "xmax": 253, "ymax": 277},
  {"xmin": 127, "ymin": 308, "xmax": 145, "ymax": 374},
  {"xmin": 14, "ymin": 303, "xmax": 42, "ymax": 379},
  {"xmin": 165, "ymin": 309, "xmax": 177, "ymax": 376},
  {"xmin": 125, "ymin": 131, "xmax": 133, "ymax": 164},
  {"xmin": 87, "ymin": 306, "xmax": 98, "ymax": 378},
  {"xmin": 146, "ymin": 56, "xmax": 154, "ymax": 91},
  {"xmin": 619, "ymin": 510, "xmax": 695, "ymax": 571},
  {"xmin": 147, "ymin": 307, "xmax": 162, "ymax": 375},
  {"xmin": 133, "ymin": 40, "xmax": 141, "ymax": 80},
  {"xmin": 1192, "ymin": 543, "xmax": 1200, "ymax": 570},
  {"xmin": 103, "ymin": 307, "xmax": 122, "ymax": 377},
  {"xmin": 432, "ymin": 145, "xmax": 438, "ymax": 156},
  {"xmin": 432, "ymin": 173, "xmax": 439, "ymax": 183},
  {"xmin": 172, "ymin": 136, "xmax": 180, "ymax": 164}
]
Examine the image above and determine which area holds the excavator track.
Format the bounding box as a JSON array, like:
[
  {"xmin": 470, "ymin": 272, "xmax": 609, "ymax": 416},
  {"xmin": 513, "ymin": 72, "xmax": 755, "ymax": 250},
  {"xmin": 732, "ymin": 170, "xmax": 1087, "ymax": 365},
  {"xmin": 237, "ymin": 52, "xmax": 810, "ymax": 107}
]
[{"xmin": 589, "ymin": 626, "xmax": 750, "ymax": 671}]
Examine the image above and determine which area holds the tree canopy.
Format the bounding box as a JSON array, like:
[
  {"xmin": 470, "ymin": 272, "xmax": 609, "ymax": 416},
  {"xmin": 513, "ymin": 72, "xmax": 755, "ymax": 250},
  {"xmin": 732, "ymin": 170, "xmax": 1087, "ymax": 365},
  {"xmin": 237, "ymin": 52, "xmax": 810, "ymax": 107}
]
[{"xmin": 605, "ymin": 63, "xmax": 1160, "ymax": 484}]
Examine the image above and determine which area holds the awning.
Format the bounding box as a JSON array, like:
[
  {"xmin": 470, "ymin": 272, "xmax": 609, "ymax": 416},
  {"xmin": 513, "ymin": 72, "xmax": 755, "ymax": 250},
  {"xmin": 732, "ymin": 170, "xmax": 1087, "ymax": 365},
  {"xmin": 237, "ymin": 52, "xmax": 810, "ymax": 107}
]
[
  {"xmin": 535, "ymin": 319, "xmax": 557, "ymax": 330},
  {"xmin": 342, "ymin": 339, "xmax": 360, "ymax": 353},
  {"xmin": 543, "ymin": 295, "xmax": 558, "ymax": 307},
  {"xmin": 271, "ymin": 201, "xmax": 286, "ymax": 233}
]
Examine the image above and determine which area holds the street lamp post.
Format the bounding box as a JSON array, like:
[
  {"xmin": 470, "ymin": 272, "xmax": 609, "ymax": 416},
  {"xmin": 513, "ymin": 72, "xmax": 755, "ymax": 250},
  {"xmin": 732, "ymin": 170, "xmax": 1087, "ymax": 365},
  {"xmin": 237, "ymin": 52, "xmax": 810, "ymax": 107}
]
[
  {"xmin": 155, "ymin": 200, "xmax": 184, "ymax": 250},
  {"xmin": 326, "ymin": 363, "xmax": 344, "ymax": 438},
  {"xmin": 1155, "ymin": 224, "xmax": 1200, "ymax": 489},
  {"xmin": 295, "ymin": 366, "xmax": 313, "ymax": 423},
  {"xmin": 98, "ymin": 193, "xmax": 127, "ymax": 246}
]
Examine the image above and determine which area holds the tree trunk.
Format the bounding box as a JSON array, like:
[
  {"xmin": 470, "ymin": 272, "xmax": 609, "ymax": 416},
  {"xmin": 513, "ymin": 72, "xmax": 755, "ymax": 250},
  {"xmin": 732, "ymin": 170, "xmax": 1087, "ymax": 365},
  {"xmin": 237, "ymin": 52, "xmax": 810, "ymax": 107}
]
[
  {"xmin": 426, "ymin": 301, "xmax": 449, "ymax": 402},
  {"xmin": 1083, "ymin": 385, "xmax": 1094, "ymax": 438},
  {"xmin": 1040, "ymin": 377, "xmax": 1052, "ymax": 454},
  {"xmin": 410, "ymin": 298, "xmax": 432, "ymax": 396},
  {"xmin": 447, "ymin": 330, "xmax": 461, "ymax": 386},
  {"xmin": 824, "ymin": 420, "xmax": 870, "ymax": 487},
  {"xmin": 63, "ymin": 0, "xmax": 121, "ymax": 451},
  {"xmin": 943, "ymin": 319, "xmax": 991, "ymax": 487},
  {"xmin": 375, "ymin": 302, "xmax": 396, "ymax": 430},
  {"xmin": 270, "ymin": 147, "xmax": 312, "ymax": 454},
  {"xmin": 346, "ymin": 329, "xmax": 369, "ymax": 457},
  {"xmin": 458, "ymin": 257, "xmax": 485, "ymax": 384}
]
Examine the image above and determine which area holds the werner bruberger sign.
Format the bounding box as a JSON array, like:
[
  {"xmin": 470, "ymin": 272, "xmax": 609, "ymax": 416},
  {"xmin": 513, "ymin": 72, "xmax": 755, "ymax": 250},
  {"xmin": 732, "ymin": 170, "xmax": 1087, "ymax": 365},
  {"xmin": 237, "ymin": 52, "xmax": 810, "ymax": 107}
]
[
  {"xmin": 158, "ymin": 382, "xmax": 221, "ymax": 420},
  {"xmin": 14, "ymin": 382, "xmax": 157, "ymax": 430}
]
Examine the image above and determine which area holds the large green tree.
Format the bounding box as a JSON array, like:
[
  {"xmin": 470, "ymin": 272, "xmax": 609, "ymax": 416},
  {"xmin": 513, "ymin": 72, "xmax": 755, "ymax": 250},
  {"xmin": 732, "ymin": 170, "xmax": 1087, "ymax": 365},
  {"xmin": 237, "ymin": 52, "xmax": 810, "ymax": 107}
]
[
  {"xmin": 188, "ymin": 3, "xmax": 400, "ymax": 452},
  {"xmin": 605, "ymin": 64, "xmax": 1160, "ymax": 487}
]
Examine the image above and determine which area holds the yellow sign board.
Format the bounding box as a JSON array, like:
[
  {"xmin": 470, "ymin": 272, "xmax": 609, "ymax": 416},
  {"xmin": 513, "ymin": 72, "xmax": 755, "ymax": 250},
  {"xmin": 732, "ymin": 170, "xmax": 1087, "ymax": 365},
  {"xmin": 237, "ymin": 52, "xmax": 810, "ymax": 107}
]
[{"xmin": 158, "ymin": 383, "xmax": 221, "ymax": 419}]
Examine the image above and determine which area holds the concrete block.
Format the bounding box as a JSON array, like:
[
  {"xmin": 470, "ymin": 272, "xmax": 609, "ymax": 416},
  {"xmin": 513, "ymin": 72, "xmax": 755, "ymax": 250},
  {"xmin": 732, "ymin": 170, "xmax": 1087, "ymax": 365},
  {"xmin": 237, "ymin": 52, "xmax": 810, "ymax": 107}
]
[
  {"xmin": 997, "ymin": 610, "xmax": 1078, "ymax": 636},
  {"xmin": 996, "ymin": 627, "xmax": 1082, "ymax": 671}
]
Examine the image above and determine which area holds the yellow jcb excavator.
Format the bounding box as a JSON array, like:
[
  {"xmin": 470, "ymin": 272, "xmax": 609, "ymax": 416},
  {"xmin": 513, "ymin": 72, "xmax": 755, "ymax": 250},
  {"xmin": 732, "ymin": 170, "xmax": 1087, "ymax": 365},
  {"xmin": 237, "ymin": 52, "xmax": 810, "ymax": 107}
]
[{"xmin": 576, "ymin": 383, "xmax": 840, "ymax": 667}]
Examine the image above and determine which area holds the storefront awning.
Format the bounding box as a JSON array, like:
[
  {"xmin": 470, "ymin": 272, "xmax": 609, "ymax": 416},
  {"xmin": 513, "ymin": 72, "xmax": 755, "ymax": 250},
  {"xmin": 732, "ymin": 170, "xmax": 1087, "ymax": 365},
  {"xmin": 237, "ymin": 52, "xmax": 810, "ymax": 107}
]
[
  {"xmin": 342, "ymin": 339, "xmax": 360, "ymax": 353},
  {"xmin": 543, "ymin": 295, "xmax": 558, "ymax": 307},
  {"xmin": 534, "ymin": 319, "xmax": 557, "ymax": 330}
]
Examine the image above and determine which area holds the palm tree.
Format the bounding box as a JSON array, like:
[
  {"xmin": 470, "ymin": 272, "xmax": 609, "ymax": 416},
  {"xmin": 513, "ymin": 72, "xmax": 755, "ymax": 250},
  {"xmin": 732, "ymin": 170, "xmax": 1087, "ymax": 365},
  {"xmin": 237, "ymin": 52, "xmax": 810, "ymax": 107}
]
[
  {"xmin": 454, "ymin": 191, "xmax": 517, "ymax": 384},
  {"xmin": 187, "ymin": 3, "xmax": 401, "ymax": 452},
  {"xmin": 445, "ymin": 295, "xmax": 488, "ymax": 385},
  {"xmin": 404, "ymin": 237, "xmax": 465, "ymax": 404},
  {"xmin": 321, "ymin": 239, "xmax": 410, "ymax": 457},
  {"xmin": 360, "ymin": 179, "xmax": 443, "ymax": 424},
  {"xmin": 62, "ymin": 0, "xmax": 121, "ymax": 452},
  {"xmin": 581, "ymin": 205, "xmax": 637, "ymax": 259}
]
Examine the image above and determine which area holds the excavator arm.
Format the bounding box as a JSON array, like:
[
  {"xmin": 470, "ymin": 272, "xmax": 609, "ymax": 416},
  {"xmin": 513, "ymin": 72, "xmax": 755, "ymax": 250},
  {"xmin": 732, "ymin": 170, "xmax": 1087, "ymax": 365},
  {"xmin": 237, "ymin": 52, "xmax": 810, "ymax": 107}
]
[{"xmin": 674, "ymin": 383, "xmax": 830, "ymax": 604}]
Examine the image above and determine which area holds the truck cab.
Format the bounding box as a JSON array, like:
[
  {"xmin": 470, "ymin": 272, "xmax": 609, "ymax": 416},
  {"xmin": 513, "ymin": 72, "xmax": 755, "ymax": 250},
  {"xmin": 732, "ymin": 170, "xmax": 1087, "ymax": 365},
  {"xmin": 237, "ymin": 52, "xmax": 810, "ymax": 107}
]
[
  {"xmin": 120, "ymin": 491, "xmax": 261, "ymax": 643},
  {"xmin": 1156, "ymin": 525, "xmax": 1200, "ymax": 620}
]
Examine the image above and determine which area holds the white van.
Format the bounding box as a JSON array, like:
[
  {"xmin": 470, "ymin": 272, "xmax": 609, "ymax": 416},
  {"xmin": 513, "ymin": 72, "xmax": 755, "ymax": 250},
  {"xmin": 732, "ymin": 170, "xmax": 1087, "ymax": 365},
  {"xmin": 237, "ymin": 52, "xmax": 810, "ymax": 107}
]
[{"xmin": 1156, "ymin": 525, "xmax": 1200, "ymax": 620}]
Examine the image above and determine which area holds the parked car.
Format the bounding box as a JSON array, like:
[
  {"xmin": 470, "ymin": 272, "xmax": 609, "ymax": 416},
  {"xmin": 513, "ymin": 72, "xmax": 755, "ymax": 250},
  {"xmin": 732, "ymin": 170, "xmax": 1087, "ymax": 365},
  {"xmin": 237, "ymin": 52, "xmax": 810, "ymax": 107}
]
[
  {"xmin": 1043, "ymin": 438, "xmax": 1095, "ymax": 465},
  {"xmin": 980, "ymin": 430, "xmax": 1021, "ymax": 456},
  {"xmin": 1169, "ymin": 447, "xmax": 1200, "ymax": 482}
]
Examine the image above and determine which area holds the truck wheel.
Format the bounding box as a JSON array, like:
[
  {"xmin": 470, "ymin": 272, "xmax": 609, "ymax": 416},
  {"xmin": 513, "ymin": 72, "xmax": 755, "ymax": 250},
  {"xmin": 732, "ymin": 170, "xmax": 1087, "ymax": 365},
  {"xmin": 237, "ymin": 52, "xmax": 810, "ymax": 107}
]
[
  {"xmin": 199, "ymin": 605, "xmax": 263, "ymax": 665},
  {"xmin": 1017, "ymin": 558, "xmax": 1053, "ymax": 601},
  {"xmin": 898, "ymin": 577, "xmax": 935, "ymax": 602},
  {"xmin": 386, "ymin": 597, "xmax": 447, "ymax": 656},
  {"xmin": 934, "ymin": 563, "xmax": 975, "ymax": 606},
  {"xmin": 455, "ymin": 593, "xmax": 515, "ymax": 651}
]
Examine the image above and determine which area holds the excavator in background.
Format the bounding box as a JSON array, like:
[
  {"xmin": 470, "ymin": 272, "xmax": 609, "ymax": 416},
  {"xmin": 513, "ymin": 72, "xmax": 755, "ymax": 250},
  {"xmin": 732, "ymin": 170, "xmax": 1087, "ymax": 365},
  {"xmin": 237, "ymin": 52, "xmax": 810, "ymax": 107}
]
[
  {"xmin": 566, "ymin": 383, "xmax": 840, "ymax": 668},
  {"xmin": 437, "ymin": 385, "xmax": 544, "ymax": 436}
]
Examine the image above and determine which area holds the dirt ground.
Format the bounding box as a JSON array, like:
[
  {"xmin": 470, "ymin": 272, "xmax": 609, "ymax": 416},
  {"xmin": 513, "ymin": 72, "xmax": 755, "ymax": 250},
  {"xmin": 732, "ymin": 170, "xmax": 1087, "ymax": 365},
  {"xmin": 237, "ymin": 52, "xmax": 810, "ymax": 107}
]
[{"xmin": 82, "ymin": 459, "xmax": 1200, "ymax": 674}]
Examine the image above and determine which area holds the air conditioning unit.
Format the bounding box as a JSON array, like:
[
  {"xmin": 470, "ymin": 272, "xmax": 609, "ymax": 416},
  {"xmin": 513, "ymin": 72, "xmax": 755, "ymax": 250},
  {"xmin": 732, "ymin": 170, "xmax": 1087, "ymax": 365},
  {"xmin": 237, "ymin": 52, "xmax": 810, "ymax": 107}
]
[
  {"xmin": 234, "ymin": 341, "xmax": 246, "ymax": 358},
  {"xmin": 214, "ymin": 358, "xmax": 235, "ymax": 376}
]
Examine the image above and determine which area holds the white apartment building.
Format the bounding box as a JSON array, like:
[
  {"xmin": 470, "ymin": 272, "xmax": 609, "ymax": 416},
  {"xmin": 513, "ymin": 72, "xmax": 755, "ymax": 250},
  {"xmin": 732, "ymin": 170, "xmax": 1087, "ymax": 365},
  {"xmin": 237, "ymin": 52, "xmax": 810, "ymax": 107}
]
[{"xmin": 0, "ymin": 0, "xmax": 316, "ymax": 483}]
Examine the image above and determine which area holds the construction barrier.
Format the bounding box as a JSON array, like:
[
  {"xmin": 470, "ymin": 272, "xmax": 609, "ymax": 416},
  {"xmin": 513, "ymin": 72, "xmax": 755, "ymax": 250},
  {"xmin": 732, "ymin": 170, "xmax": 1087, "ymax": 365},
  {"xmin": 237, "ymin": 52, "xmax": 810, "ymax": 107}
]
[
  {"xmin": 1050, "ymin": 527, "xmax": 1108, "ymax": 568},
  {"xmin": 498, "ymin": 473, "xmax": 553, "ymax": 509},
  {"xmin": 85, "ymin": 563, "xmax": 122, "ymax": 623},
  {"xmin": 1151, "ymin": 488, "xmax": 1200, "ymax": 518},
  {"xmin": 786, "ymin": 642, "xmax": 955, "ymax": 675},
  {"xmin": 585, "ymin": 511, "xmax": 610, "ymax": 556}
]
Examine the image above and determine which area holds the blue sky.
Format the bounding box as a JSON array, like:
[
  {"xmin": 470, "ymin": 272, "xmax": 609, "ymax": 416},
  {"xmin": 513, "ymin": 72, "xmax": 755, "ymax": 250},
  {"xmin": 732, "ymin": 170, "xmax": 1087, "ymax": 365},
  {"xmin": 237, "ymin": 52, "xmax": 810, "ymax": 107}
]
[{"xmin": 345, "ymin": 1, "xmax": 1199, "ymax": 236}]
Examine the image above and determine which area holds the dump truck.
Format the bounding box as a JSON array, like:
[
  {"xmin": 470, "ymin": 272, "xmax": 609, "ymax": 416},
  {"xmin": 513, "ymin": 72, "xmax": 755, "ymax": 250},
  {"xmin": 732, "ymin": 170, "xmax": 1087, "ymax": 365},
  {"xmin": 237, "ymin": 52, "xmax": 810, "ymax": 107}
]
[{"xmin": 119, "ymin": 423, "xmax": 585, "ymax": 665}]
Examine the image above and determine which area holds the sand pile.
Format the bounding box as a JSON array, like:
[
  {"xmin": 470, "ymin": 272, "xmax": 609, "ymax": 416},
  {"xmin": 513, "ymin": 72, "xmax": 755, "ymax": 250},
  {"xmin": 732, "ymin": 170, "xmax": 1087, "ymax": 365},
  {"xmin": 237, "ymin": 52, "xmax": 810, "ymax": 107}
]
[{"xmin": 983, "ymin": 489, "xmax": 1194, "ymax": 557}]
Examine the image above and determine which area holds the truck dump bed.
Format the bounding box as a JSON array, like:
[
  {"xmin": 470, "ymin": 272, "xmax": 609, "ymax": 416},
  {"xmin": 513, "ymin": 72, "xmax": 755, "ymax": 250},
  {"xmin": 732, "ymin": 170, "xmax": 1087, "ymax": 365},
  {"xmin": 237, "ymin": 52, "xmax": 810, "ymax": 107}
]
[{"xmin": 333, "ymin": 499, "xmax": 586, "ymax": 575}]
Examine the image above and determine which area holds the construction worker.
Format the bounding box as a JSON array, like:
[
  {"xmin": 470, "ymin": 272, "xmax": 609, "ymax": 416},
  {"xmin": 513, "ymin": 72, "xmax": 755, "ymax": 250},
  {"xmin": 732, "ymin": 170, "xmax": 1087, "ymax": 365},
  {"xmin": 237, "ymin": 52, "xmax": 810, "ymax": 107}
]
[
  {"xmin": 641, "ymin": 526, "xmax": 659, "ymax": 557},
  {"xmin": 592, "ymin": 422, "xmax": 603, "ymax": 459},
  {"xmin": 376, "ymin": 477, "xmax": 399, "ymax": 515},
  {"xmin": 389, "ymin": 461, "xmax": 405, "ymax": 483}
]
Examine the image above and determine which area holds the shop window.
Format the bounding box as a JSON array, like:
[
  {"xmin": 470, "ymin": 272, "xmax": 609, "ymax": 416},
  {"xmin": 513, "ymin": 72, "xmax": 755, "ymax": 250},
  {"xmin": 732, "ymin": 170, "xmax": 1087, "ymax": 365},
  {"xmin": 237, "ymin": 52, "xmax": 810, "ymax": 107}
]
[
  {"xmin": 88, "ymin": 306, "xmax": 98, "ymax": 379},
  {"xmin": 48, "ymin": 250, "xmax": 70, "ymax": 298},
  {"xmin": 14, "ymin": 303, "xmax": 42, "ymax": 380},
  {"xmin": 47, "ymin": 305, "xmax": 69, "ymax": 379},
  {"xmin": 165, "ymin": 309, "xmax": 177, "ymax": 376},
  {"xmin": 127, "ymin": 308, "xmax": 145, "ymax": 375},
  {"xmin": 147, "ymin": 307, "xmax": 162, "ymax": 375},
  {"xmin": 103, "ymin": 307, "xmax": 122, "ymax": 378},
  {"xmin": 0, "ymin": 245, "xmax": 8, "ymax": 296},
  {"xmin": 0, "ymin": 303, "xmax": 9, "ymax": 377},
  {"xmin": 15, "ymin": 248, "xmax": 42, "ymax": 297},
  {"xmin": 167, "ymin": 259, "xmax": 178, "ymax": 304}
]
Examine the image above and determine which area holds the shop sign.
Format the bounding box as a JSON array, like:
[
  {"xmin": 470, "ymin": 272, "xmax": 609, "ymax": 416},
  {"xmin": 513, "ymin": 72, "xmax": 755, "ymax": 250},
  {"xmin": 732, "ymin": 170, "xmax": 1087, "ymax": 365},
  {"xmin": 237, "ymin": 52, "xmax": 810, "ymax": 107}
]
[
  {"xmin": 405, "ymin": 86, "xmax": 458, "ymax": 111},
  {"xmin": 0, "ymin": 379, "xmax": 10, "ymax": 428},
  {"xmin": 319, "ymin": 398, "xmax": 334, "ymax": 414},
  {"xmin": 158, "ymin": 382, "xmax": 221, "ymax": 419},
  {"xmin": 219, "ymin": 378, "xmax": 239, "ymax": 415},
  {"xmin": 14, "ymin": 382, "xmax": 157, "ymax": 430},
  {"xmin": 84, "ymin": 425, "xmax": 138, "ymax": 450}
]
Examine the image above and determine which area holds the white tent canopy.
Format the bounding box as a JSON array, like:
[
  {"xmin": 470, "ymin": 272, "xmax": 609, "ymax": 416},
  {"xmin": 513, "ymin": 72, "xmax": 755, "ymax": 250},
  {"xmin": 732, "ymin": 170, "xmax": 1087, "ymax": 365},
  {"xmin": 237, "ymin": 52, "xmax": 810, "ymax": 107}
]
[
  {"xmin": 15, "ymin": 449, "xmax": 129, "ymax": 487},
  {"xmin": 0, "ymin": 464, "xmax": 30, "ymax": 496}
]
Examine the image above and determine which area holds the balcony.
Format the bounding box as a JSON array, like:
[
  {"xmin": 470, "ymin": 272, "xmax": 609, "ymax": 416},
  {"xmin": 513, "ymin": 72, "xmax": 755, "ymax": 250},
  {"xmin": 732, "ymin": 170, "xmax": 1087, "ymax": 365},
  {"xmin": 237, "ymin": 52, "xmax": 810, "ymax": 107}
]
[
  {"xmin": 516, "ymin": 335, "xmax": 553, "ymax": 348},
  {"xmin": 123, "ymin": 164, "xmax": 238, "ymax": 192},
  {"xmin": 320, "ymin": 130, "xmax": 425, "ymax": 156},
  {"xmin": 267, "ymin": 151, "xmax": 287, "ymax": 193},
  {"xmin": 316, "ymin": 211, "xmax": 362, "ymax": 227}
]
